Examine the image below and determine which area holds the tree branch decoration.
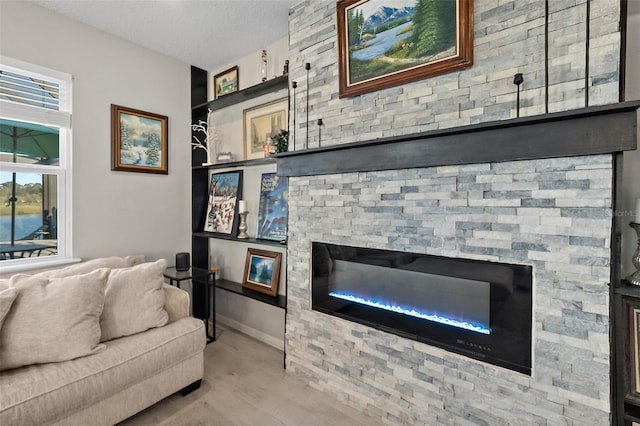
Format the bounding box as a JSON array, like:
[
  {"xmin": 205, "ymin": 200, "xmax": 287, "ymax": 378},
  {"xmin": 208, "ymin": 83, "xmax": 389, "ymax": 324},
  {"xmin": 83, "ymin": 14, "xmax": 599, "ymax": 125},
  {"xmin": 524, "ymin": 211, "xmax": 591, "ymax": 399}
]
[{"xmin": 191, "ymin": 108, "xmax": 216, "ymax": 165}]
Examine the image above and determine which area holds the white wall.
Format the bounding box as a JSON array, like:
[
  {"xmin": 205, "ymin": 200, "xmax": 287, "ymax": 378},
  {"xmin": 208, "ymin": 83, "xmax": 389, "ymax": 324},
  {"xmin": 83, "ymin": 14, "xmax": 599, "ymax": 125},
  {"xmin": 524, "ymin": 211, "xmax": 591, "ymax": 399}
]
[
  {"xmin": 0, "ymin": 1, "xmax": 192, "ymax": 263},
  {"xmin": 623, "ymin": 0, "xmax": 640, "ymax": 277}
]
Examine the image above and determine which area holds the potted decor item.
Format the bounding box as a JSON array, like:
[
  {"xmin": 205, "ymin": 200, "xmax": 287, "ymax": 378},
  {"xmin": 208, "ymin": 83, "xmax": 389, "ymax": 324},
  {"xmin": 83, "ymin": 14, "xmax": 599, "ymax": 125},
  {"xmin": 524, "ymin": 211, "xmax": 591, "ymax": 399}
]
[{"xmin": 271, "ymin": 129, "xmax": 289, "ymax": 153}]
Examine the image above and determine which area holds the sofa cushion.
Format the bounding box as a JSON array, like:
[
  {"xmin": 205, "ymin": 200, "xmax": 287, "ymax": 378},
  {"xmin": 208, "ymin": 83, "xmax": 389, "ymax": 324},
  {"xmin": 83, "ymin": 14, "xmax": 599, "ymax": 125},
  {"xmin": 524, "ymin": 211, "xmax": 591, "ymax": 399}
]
[
  {"xmin": 0, "ymin": 288, "xmax": 18, "ymax": 332},
  {"xmin": 36, "ymin": 255, "xmax": 145, "ymax": 279},
  {"xmin": 100, "ymin": 259, "xmax": 169, "ymax": 342},
  {"xmin": 0, "ymin": 270, "xmax": 108, "ymax": 371},
  {"xmin": 0, "ymin": 317, "xmax": 205, "ymax": 425}
]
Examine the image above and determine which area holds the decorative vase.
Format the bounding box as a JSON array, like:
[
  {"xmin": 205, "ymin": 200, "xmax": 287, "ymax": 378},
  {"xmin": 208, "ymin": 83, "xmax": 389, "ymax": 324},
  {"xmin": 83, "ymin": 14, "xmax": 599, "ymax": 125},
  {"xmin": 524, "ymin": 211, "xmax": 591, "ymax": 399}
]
[{"xmin": 626, "ymin": 222, "xmax": 640, "ymax": 286}]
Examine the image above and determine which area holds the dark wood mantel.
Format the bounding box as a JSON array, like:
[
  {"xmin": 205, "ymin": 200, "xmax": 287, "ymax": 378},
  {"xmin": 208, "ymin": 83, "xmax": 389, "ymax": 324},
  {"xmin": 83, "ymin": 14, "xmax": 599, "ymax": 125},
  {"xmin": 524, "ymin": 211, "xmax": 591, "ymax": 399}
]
[{"xmin": 276, "ymin": 101, "xmax": 639, "ymax": 177}]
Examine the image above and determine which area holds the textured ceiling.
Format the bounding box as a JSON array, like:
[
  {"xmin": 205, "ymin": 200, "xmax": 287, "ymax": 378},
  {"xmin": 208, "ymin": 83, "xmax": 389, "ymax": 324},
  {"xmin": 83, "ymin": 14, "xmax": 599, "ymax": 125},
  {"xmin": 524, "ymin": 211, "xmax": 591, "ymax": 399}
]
[{"xmin": 30, "ymin": 0, "xmax": 300, "ymax": 71}]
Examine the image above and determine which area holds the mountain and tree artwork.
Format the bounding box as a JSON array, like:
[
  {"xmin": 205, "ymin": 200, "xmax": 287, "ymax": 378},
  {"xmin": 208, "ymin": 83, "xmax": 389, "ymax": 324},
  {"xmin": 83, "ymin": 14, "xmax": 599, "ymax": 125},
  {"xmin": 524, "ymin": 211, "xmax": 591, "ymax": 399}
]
[
  {"xmin": 111, "ymin": 104, "xmax": 168, "ymax": 174},
  {"xmin": 242, "ymin": 248, "xmax": 282, "ymax": 296},
  {"xmin": 256, "ymin": 172, "xmax": 288, "ymax": 242},
  {"xmin": 203, "ymin": 171, "xmax": 243, "ymax": 236},
  {"xmin": 337, "ymin": 0, "xmax": 473, "ymax": 98}
]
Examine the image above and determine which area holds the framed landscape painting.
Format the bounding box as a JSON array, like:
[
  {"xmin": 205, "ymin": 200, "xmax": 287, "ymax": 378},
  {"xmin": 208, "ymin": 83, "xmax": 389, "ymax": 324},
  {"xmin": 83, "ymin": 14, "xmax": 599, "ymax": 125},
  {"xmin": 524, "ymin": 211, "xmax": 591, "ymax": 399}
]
[
  {"xmin": 111, "ymin": 104, "xmax": 168, "ymax": 174},
  {"xmin": 243, "ymin": 98, "xmax": 288, "ymax": 160},
  {"xmin": 213, "ymin": 66, "xmax": 239, "ymax": 99},
  {"xmin": 256, "ymin": 173, "xmax": 288, "ymax": 242},
  {"xmin": 337, "ymin": 0, "xmax": 473, "ymax": 98},
  {"xmin": 242, "ymin": 248, "xmax": 282, "ymax": 296},
  {"xmin": 203, "ymin": 171, "xmax": 243, "ymax": 236}
]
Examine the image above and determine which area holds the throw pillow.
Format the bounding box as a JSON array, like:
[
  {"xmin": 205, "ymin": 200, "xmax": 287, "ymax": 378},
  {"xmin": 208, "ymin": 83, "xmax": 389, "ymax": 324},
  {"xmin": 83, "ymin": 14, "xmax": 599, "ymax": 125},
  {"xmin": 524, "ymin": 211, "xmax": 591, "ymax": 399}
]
[
  {"xmin": 0, "ymin": 269, "xmax": 108, "ymax": 371},
  {"xmin": 37, "ymin": 255, "xmax": 145, "ymax": 279},
  {"xmin": 100, "ymin": 259, "xmax": 169, "ymax": 342},
  {"xmin": 0, "ymin": 287, "xmax": 18, "ymax": 333}
]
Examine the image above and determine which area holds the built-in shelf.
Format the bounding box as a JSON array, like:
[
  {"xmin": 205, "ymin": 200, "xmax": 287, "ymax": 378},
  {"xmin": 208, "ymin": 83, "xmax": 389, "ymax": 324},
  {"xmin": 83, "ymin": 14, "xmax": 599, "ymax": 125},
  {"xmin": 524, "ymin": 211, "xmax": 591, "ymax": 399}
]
[
  {"xmin": 192, "ymin": 75, "xmax": 288, "ymax": 113},
  {"xmin": 193, "ymin": 232, "xmax": 287, "ymax": 248},
  {"xmin": 216, "ymin": 278, "xmax": 286, "ymax": 309},
  {"xmin": 193, "ymin": 157, "xmax": 276, "ymax": 171},
  {"xmin": 614, "ymin": 281, "xmax": 640, "ymax": 297}
]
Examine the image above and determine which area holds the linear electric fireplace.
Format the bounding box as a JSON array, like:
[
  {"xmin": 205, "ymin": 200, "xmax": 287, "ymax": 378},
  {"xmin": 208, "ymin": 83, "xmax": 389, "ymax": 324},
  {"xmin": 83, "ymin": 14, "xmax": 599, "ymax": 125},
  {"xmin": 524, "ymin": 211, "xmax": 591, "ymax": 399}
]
[{"xmin": 312, "ymin": 242, "xmax": 533, "ymax": 374}]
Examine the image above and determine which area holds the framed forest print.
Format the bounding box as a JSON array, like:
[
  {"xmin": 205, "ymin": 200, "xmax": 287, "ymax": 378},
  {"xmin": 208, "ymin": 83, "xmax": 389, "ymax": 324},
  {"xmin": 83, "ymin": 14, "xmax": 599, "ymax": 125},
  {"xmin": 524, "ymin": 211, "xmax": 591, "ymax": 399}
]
[
  {"xmin": 256, "ymin": 173, "xmax": 288, "ymax": 242},
  {"xmin": 337, "ymin": 0, "xmax": 473, "ymax": 98},
  {"xmin": 242, "ymin": 248, "xmax": 282, "ymax": 296},
  {"xmin": 111, "ymin": 104, "xmax": 168, "ymax": 174},
  {"xmin": 203, "ymin": 171, "xmax": 243, "ymax": 236}
]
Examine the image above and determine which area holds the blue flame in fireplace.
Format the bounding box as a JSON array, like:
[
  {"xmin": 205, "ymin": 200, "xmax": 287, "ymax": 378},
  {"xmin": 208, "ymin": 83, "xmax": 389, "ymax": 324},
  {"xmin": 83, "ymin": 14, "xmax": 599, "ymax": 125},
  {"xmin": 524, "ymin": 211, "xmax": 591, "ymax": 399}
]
[{"xmin": 329, "ymin": 291, "xmax": 490, "ymax": 335}]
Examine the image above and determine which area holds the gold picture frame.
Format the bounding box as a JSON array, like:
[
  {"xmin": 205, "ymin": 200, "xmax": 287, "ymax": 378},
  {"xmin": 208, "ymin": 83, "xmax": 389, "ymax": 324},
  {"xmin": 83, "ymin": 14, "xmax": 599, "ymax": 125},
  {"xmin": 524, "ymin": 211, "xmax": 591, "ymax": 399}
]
[
  {"xmin": 242, "ymin": 98, "xmax": 288, "ymax": 160},
  {"xmin": 624, "ymin": 297, "xmax": 640, "ymax": 405},
  {"xmin": 111, "ymin": 104, "xmax": 168, "ymax": 174},
  {"xmin": 336, "ymin": 0, "xmax": 474, "ymax": 98}
]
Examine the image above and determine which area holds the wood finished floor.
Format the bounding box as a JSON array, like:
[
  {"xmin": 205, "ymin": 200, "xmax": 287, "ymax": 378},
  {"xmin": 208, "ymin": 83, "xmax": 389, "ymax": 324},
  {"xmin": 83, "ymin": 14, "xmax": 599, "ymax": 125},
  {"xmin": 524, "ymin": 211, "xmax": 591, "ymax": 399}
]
[{"xmin": 119, "ymin": 326, "xmax": 380, "ymax": 426}]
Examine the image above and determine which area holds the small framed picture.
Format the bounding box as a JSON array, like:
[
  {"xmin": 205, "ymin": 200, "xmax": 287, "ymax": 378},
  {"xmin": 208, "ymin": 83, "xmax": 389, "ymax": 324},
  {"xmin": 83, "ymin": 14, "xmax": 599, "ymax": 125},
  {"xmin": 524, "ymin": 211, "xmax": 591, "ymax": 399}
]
[
  {"xmin": 242, "ymin": 248, "xmax": 282, "ymax": 296},
  {"xmin": 203, "ymin": 171, "xmax": 243, "ymax": 236},
  {"xmin": 243, "ymin": 98, "xmax": 288, "ymax": 160},
  {"xmin": 111, "ymin": 104, "xmax": 168, "ymax": 174},
  {"xmin": 213, "ymin": 66, "xmax": 239, "ymax": 99},
  {"xmin": 624, "ymin": 297, "xmax": 640, "ymax": 405}
]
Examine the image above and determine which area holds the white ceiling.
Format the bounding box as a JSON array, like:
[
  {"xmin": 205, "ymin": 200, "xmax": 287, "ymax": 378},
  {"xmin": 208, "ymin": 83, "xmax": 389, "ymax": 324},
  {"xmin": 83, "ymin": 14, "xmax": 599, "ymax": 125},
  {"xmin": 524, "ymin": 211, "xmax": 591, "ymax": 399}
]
[{"xmin": 30, "ymin": 0, "xmax": 300, "ymax": 71}]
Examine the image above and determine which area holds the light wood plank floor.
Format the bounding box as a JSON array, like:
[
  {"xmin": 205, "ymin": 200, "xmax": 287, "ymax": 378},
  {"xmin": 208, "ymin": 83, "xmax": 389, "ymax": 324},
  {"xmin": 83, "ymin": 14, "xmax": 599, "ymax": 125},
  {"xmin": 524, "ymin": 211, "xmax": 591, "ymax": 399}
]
[{"xmin": 119, "ymin": 326, "xmax": 380, "ymax": 426}]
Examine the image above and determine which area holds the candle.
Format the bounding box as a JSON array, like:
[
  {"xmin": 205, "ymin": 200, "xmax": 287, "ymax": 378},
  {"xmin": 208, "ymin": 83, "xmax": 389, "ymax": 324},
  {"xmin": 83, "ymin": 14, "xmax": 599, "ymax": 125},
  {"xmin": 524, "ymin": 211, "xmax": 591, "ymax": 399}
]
[
  {"xmin": 635, "ymin": 198, "xmax": 640, "ymax": 223},
  {"xmin": 238, "ymin": 200, "xmax": 247, "ymax": 213}
]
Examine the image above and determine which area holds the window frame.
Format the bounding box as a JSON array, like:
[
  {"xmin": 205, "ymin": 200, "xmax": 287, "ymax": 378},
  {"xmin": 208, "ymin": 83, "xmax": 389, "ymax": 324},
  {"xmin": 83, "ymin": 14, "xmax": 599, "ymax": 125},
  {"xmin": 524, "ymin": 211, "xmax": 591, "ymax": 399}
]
[{"xmin": 0, "ymin": 56, "xmax": 75, "ymax": 271}]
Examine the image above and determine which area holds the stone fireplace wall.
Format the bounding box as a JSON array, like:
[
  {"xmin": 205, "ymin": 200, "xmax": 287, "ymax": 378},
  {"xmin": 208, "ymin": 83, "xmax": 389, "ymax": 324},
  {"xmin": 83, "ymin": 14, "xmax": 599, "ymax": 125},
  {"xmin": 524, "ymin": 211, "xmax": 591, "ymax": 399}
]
[{"xmin": 285, "ymin": 0, "xmax": 621, "ymax": 424}]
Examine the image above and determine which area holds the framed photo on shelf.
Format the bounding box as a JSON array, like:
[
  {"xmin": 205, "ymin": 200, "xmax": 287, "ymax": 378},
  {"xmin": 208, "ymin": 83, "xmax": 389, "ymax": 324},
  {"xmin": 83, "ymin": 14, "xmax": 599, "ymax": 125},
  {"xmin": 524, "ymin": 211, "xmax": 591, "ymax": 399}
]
[
  {"xmin": 110, "ymin": 104, "xmax": 168, "ymax": 174},
  {"xmin": 213, "ymin": 66, "xmax": 239, "ymax": 99},
  {"xmin": 243, "ymin": 97, "xmax": 288, "ymax": 160},
  {"xmin": 203, "ymin": 171, "xmax": 243, "ymax": 236},
  {"xmin": 336, "ymin": 0, "xmax": 473, "ymax": 98},
  {"xmin": 624, "ymin": 297, "xmax": 640, "ymax": 405},
  {"xmin": 256, "ymin": 172, "xmax": 288, "ymax": 242},
  {"xmin": 242, "ymin": 248, "xmax": 282, "ymax": 296}
]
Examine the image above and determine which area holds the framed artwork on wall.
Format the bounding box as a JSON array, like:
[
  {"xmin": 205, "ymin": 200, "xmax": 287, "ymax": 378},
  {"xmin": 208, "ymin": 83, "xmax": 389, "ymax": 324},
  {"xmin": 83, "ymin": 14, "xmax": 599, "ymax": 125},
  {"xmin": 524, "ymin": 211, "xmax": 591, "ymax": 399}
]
[
  {"xmin": 256, "ymin": 172, "xmax": 288, "ymax": 242},
  {"xmin": 110, "ymin": 104, "xmax": 168, "ymax": 174},
  {"xmin": 213, "ymin": 66, "xmax": 239, "ymax": 99},
  {"xmin": 242, "ymin": 248, "xmax": 282, "ymax": 296},
  {"xmin": 624, "ymin": 297, "xmax": 640, "ymax": 405},
  {"xmin": 203, "ymin": 171, "xmax": 243, "ymax": 236},
  {"xmin": 243, "ymin": 98, "xmax": 288, "ymax": 160},
  {"xmin": 336, "ymin": 0, "xmax": 473, "ymax": 98}
]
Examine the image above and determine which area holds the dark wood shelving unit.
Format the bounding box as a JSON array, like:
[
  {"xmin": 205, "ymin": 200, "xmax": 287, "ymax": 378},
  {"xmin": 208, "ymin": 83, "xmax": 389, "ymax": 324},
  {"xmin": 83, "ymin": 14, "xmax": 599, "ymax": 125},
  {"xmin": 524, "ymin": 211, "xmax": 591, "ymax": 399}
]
[
  {"xmin": 216, "ymin": 278, "xmax": 286, "ymax": 309},
  {"xmin": 192, "ymin": 75, "xmax": 288, "ymax": 113},
  {"xmin": 193, "ymin": 157, "xmax": 276, "ymax": 171},
  {"xmin": 191, "ymin": 67, "xmax": 289, "ymax": 357},
  {"xmin": 193, "ymin": 232, "xmax": 286, "ymax": 248}
]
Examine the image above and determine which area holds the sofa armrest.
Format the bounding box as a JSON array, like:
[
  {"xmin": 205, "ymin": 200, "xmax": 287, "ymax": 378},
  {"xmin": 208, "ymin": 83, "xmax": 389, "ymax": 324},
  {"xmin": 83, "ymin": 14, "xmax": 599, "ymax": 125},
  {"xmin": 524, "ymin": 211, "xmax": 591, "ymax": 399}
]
[{"xmin": 163, "ymin": 284, "xmax": 191, "ymax": 322}]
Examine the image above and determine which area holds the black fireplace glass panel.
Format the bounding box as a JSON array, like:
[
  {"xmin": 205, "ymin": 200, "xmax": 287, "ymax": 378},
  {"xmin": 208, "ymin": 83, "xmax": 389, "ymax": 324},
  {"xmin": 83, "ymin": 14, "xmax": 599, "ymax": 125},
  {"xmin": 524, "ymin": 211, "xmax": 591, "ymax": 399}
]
[{"xmin": 311, "ymin": 242, "xmax": 533, "ymax": 375}]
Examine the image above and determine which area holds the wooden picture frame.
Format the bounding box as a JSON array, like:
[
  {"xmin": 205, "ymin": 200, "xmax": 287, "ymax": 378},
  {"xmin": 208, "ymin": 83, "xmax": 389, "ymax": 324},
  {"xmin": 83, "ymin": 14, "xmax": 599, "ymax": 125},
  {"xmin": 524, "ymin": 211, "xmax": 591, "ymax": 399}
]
[
  {"xmin": 624, "ymin": 297, "xmax": 640, "ymax": 405},
  {"xmin": 337, "ymin": 0, "xmax": 473, "ymax": 98},
  {"xmin": 111, "ymin": 104, "xmax": 168, "ymax": 174},
  {"xmin": 243, "ymin": 98, "xmax": 288, "ymax": 160},
  {"xmin": 213, "ymin": 66, "xmax": 239, "ymax": 99},
  {"xmin": 203, "ymin": 171, "xmax": 243, "ymax": 236},
  {"xmin": 242, "ymin": 248, "xmax": 282, "ymax": 296},
  {"xmin": 256, "ymin": 172, "xmax": 288, "ymax": 242}
]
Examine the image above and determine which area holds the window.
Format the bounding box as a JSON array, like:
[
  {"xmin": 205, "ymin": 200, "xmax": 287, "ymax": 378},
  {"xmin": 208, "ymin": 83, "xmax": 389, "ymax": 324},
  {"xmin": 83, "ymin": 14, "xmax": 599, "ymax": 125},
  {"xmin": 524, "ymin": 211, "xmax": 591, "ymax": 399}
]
[{"xmin": 0, "ymin": 57, "xmax": 72, "ymax": 268}]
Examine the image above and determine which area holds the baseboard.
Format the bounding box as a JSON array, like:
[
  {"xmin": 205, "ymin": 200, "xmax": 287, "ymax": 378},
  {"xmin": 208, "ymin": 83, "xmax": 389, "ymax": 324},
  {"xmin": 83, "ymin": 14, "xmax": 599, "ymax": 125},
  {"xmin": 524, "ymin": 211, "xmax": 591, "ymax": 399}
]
[{"xmin": 215, "ymin": 314, "xmax": 284, "ymax": 350}]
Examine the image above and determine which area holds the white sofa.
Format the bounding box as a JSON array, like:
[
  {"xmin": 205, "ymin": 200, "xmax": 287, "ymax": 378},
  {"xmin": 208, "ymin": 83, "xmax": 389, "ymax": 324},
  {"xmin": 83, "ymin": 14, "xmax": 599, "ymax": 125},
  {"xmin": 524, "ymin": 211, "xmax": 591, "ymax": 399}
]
[{"xmin": 0, "ymin": 256, "xmax": 206, "ymax": 425}]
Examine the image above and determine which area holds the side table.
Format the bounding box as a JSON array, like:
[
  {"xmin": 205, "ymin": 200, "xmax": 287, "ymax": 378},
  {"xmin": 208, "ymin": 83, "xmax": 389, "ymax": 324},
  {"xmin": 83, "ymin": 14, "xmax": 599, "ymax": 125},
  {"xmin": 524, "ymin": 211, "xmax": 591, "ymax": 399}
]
[{"xmin": 163, "ymin": 266, "xmax": 216, "ymax": 343}]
